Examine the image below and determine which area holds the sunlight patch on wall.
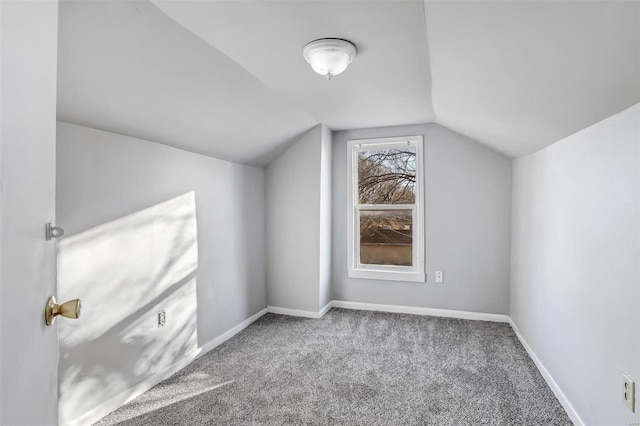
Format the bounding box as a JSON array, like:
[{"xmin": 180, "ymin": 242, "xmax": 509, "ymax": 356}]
[{"xmin": 57, "ymin": 192, "xmax": 199, "ymax": 426}]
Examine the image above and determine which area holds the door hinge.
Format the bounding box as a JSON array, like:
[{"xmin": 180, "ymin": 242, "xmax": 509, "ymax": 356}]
[{"xmin": 45, "ymin": 223, "xmax": 64, "ymax": 241}]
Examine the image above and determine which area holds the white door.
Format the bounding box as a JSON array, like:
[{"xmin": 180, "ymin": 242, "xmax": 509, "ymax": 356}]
[{"xmin": 0, "ymin": 1, "xmax": 60, "ymax": 424}]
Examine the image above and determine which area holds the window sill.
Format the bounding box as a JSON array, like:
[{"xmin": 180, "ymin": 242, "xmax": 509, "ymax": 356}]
[{"xmin": 348, "ymin": 269, "xmax": 426, "ymax": 283}]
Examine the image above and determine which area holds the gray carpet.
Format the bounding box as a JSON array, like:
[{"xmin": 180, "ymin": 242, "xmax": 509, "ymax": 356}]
[{"xmin": 96, "ymin": 309, "xmax": 571, "ymax": 425}]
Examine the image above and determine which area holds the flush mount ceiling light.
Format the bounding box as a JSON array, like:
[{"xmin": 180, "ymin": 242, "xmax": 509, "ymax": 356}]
[{"xmin": 303, "ymin": 38, "xmax": 357, "ymax": 80}]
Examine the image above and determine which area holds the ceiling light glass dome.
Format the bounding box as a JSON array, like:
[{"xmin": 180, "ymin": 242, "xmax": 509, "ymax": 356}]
[{"xmin": 303, "ymin": 38, "xmax": 357, "ymax": 80}]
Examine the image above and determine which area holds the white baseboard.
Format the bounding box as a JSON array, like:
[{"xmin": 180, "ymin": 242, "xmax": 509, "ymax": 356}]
[
  {"xmin": 318, "ymin": 301, "xmax": 333, "ymax": 317},
  {"xmin": 331, "ymin": 300, "xmax": 510, "ymax": 323},
  {"xmin": 71, "ymin": 308, "xmax": 268, "ymax": 426},
  {"xmin": 267, "ymin": 302, "xmax": 332, "ymax": 319},
  {"xmin": 200, "ymin": 308, "xmax": 268, "ymax": 354},
  {"xmin": 68, "ymin": 348, "xmax": 202, "ymax": 426},
  {"xmin": 508, "ymin": 318, "xmax": 584, "ymax": 426}
]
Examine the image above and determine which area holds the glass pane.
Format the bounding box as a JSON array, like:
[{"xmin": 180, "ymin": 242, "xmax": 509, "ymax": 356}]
[
  {"xmin": 360, "ymin": 210, "xmax": 412, "ymax": 266},
  {"xmin": 358, "ymin": 147, "xmax": 416, "ymax": 204}
]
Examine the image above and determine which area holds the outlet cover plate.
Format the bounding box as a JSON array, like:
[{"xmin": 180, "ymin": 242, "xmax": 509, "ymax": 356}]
[{"xmin": 624, "ymin": 374, "xmax": 635, "ymax": 412}]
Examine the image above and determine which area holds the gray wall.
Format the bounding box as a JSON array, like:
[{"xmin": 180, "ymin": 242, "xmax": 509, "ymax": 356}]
[
  {"xmin": 0, "ymin": 2, "xmax": 59, "ymax": 424},
  {"xmin": 57, "ymin": 192, "xmax": 200, "ymax": 425},
  {"xmin": 332, "ymin": 123, "xmax": 512, "ymax": 314},
  {"xmin": 510, "ymin": 103, "xmax": 640, "ymax": 425},
  {"xmin": 57, "ymin": 122, "xmax": 266, "ymax": 346},
  {"xmin": 319, "ymin": 125, "xmax": 333, "ymax": 309},
  {"xmin": 266, "ymin": 126, "xmax": 322, "ymax": 312}
]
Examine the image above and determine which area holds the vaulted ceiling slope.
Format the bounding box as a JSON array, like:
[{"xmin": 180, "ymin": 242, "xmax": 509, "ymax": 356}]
[
  {"xmin": 57, "ymin": 1, "xmax": 318, "ymax": 165},
  {"xmin": 425, "ymin": 1, "xmax": 640, "ymax": 157},
  {"xmin": 57, "ymin": 0, "xmax": 435, "ymax": 165},
  {"xmin": 58, "ymin": 1, "xmax": 639, "ymax": 165},
  {"xmin": 150, "ymin": 0, "xmax": 436, "ymax": 131}
]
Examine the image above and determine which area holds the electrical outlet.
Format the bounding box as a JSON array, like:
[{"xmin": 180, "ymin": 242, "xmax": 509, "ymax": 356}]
[
  {"xmin": 158, "ymin": 310, "xmax": 166, "ymax": 328},
  {"xmin": 624, "ymin": 374, "xmax": 635, "ymax": 412},
  {"xmin": 435, "ymin": 271, "xmax": 444, "ymax": 283}
]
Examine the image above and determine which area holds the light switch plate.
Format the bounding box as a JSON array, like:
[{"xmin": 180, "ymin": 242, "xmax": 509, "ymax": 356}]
[{"xmin": 435, "ymin": 271, "xmax": 444, "ymax": 283}]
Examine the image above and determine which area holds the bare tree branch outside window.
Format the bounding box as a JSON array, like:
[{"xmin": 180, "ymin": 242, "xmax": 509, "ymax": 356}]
[
  {"xmin": 357, "ymin": 148, "xmax": 416, "ymax": 266},
  {"xmin": 358, "ymin": 149, "xmax": 416, "ymax": 204}
]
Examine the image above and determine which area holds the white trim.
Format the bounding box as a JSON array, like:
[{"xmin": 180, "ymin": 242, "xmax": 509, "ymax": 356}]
[
  {"xmin": 508, "ymin": 318, "xmax": 585, "ymax": 426},
  {"xmin": 358, "ymin": 204, "xmax": 415, "ymax": 210},
  {"xmin": 318, "ymin": 301, "xmax": 333, "ymax": 317},
  {"xmin": 348, "ymin": 269, "xmax": 426, "ymax": 282},
  {"xmin": 199, "ymin": 308, "xmax": 268, "ymax": 354},
  {"xmin": 267, "ymin": 303, "xmax": 332, "ymax": 319},
  {"xmin": 347, "ymin": 135, "xmax": 425, "ymax": 283},
  {"xmin": 331, "ymin": 300, "xmax": 509, "ymax": 323},
  {"xmin": 67, "ymin": 349, "xmax": 202, "ymax": 426},
  {"xmin": 70, "ymin": 308, "xmax": 268, "ymax": 426}
]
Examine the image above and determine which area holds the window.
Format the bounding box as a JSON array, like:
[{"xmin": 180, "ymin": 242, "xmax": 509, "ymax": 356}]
[{"xmin": 347, "ymin": 136, "xmax": 425, "ymax": 282}]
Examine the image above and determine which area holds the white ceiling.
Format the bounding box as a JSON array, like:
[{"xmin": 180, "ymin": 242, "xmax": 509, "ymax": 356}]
[
  {"xmin": 151, "ymin": 0, "xmax": 436, "ymax": 131},
  {"xmin": 57, "ymin": 1, "xmax": 640, "ymax": 164},
  {"xmin": 425, "ymin": 1, "xmax": 640, "ymax": 158},
  {"xmin": 57, "ymin": 1, "xmax": 318, "ymax": 165}
]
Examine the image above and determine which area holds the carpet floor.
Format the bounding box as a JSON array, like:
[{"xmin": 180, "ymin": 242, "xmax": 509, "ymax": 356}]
[{"xmin": 96, "ymin": 309, "xmax": 571, "ymax": 425}]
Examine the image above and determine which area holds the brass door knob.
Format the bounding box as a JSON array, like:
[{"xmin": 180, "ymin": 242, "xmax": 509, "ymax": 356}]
[{"xmin": 45, "ymin": 296, "xmax": 81, "ymax": 326}]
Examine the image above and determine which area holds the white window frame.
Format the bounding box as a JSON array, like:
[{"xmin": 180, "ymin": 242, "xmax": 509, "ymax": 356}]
[{"xmin": 347, "ymin": 135, "xmax": 425, "ymax": 282}]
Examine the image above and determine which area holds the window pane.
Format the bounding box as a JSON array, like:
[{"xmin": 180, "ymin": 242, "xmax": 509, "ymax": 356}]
[
  {"xmin": 360, "ymin": 209, "xmax": 412, "ymax": 266},
  {"xmin": 358, "ymin": 148, "xmax": 416, "ymax": 204}
]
